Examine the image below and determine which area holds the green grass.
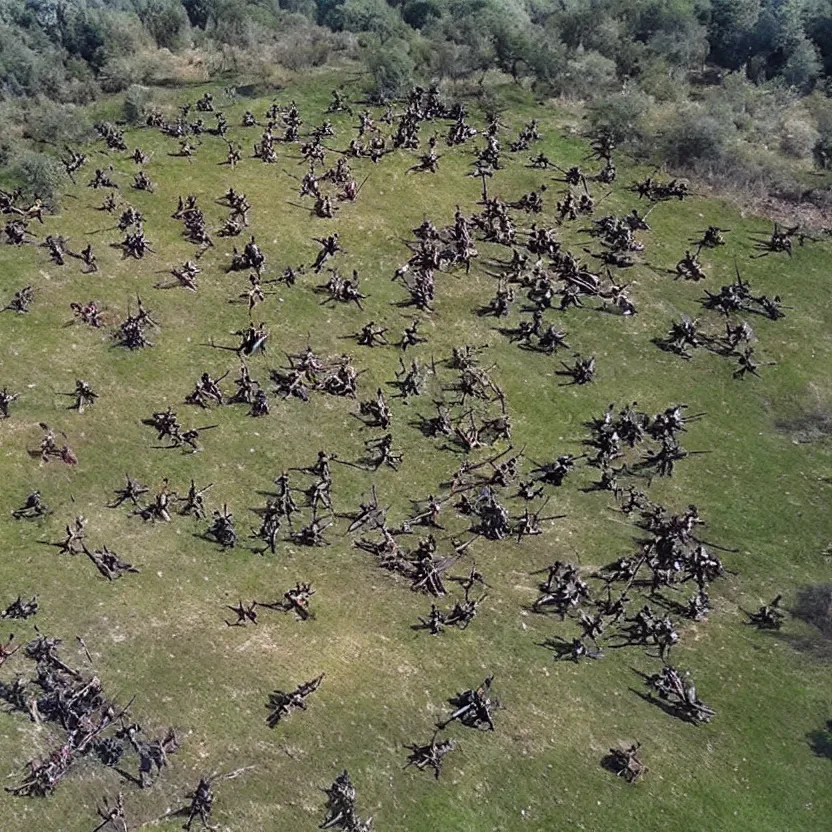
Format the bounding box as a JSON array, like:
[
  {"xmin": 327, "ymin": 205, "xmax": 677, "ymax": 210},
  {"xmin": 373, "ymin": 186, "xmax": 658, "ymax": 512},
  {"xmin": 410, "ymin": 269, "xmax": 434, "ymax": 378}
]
[{"xmin": 1, "ymin": 70, "xmax": 832, "ymax": 832}]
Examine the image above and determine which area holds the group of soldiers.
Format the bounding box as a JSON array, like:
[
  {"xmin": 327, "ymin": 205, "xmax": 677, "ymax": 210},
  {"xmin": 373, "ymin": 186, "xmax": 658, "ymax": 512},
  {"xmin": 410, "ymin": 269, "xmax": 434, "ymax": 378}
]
[
  {"xmin": 0, "ymin": 632, "xmax": 178, "ymax": 797},
  {"xmin": 0, "ymin": 74, "xmax": 818, "ymax": 828}
]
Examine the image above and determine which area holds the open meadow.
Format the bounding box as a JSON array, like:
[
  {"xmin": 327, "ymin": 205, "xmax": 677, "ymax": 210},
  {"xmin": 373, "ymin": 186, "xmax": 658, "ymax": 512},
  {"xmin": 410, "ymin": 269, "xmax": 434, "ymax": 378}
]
[{"xmin": 0, "ymin": 70, "xmax": 831, "ymax": 832}]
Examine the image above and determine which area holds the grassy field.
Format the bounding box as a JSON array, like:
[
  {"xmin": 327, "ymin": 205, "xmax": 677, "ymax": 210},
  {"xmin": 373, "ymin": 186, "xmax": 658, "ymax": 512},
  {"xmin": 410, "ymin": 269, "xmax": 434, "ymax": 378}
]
[{"xmin": 1, "ymin": 69, "xmax": 831, "ymax": 832}]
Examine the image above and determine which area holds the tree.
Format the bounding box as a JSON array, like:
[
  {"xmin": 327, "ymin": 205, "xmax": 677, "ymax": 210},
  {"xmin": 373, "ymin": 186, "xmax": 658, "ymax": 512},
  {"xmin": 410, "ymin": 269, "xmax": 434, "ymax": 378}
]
[
  {"xmin": 323, "ymin": 0, "xmax": 400, "ymax": 36},
  {"xmin": 492, "ymin": 21, "xmax": 533, "ymax": 82},
  {"xmin": 708, "ymin": 0, "xmax": 762, "ymax": 69},
  {"xmin": 124, "ymin": 84, "xmax": 151, "ymax": 124},
  {"xmin": 182, "ymin": 0, "xmax": 214, "ymax": 29},
  {"xmin": 367, "ymin": 39, "xmax": 414, "ymax": 99},
  {"xmin": 587, "ymin": 88, "xmax": 651, "ymax": 146},
  {"xmin": 782, "ymin": 37, "xmax": 822, "ymax": 91},
  {"xmin": 661, "ymin": 105, "xmax": 733, "ymax": 168},
  {"xmin": 135, "ymin": 0, "xmax": 189, "ymax": 50},
  {"xmin": 402, "ymin": 0, "xmax": 443, "ymax": 30},
  {"xmin": 10, "ymin": 151, "xmax": 64, "ymax": 206}
]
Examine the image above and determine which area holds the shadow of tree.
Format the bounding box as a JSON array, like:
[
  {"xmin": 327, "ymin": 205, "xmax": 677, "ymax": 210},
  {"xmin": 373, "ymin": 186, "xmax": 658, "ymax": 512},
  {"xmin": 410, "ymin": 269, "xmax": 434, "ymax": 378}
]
[
  {"xmin": 775, "ymin": 585, "xmax": 832, "ymax": 661},
  {"xmin": 807, "ymin": 721, "xmax": 832, "ymax": 760}
]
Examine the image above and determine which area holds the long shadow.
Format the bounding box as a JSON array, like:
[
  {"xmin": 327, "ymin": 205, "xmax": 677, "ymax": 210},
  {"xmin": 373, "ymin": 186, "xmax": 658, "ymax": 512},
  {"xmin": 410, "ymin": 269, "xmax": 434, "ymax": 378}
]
[
  {"xmin": 631, "ymin": 689, "xmax": 683, "ymax": 721},
  {"xmin": 807, "ymin": 722, "xmax": 832, "ymax": 759}
]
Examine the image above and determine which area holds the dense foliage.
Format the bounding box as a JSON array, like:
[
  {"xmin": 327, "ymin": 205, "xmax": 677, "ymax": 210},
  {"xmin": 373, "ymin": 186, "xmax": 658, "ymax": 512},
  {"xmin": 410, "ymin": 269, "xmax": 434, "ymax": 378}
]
[{"xmin": 1, "ymin": 1, "xmax": 832, "ymax": 198}]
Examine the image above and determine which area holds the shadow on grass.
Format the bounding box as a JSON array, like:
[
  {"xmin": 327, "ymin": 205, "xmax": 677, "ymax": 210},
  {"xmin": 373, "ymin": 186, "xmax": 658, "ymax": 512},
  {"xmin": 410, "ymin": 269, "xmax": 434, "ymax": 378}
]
[
  {"xmin": 772, "ymin": 584, "xmax": 832, "ymax": 661},
  {"xmin": 807, "ymin": 726, "xmax": 832, "ymax": 759}
]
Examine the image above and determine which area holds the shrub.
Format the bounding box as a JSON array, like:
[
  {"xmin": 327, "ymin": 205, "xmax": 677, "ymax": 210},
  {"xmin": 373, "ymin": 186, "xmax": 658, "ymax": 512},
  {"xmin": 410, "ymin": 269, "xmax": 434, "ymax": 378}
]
[
  {"xmin": 10, "ymin": 151, "xmax": 65, "ymax": 206},
  {"xmin": 660, "ymin": 105, "xmax": 733, "ymax": 169},
  {"xmin": 783, "ymin": 39, "xmax": 822, "ymax": 93},
  {"xmin": 367, "ymin": 40, "xmax": 414, "ymax": 100},
  {"xmin": 587, "ymin": 87, "xmax": 651, "ymax": 147},
  {"xmin": 124, "ymin": 85, "xmax": 151, "ymax": 124},
  {"xmin": 559, "ymin": 50, "xmax": 618, "ymax": 100},
  {"xmin": 779, "ymin": 117, "xmax": 819, "ymax": 159},
  {"xmin": 23, "ymin": 101, "xmax": 91, "ymax": 146}
]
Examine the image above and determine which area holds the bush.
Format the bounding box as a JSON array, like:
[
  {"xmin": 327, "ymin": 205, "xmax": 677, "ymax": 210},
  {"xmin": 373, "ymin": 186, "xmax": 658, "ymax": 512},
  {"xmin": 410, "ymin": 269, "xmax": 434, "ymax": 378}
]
[
  {"xmin": 783, "ymin": 39, "xmax": 822, "ymax": 93},
  {"xmin": 779, "ymin": 117, "xmax": 819, "ymax": 159},
  {"xmin": 559, "ymin": 50, "xmax": 617, "ymax": 100},
  {"xmin": 124, "ymin": 85, "xmax": 151, "ymax": 124},
  {"xmin": 135, "ymin": 0, "xmax": 190, "ymax": 51},
  {"xmin": 661, "ymin": 105, "xmax": 733, "ymax": 169},
  {"xmin": 587, "ymin": 87, "xmax": 651, "ymax": 147},
  {"xmin": 367, "ymin": 40, "xmax": 414, "ymax": 100},
  {"xmin": 814, "ymin": 135, "xmax": 832, "ymax": 170},
  {"xmin": 10, "ymin": 151, "xmax": 64, "ymax": 206},
  {"xmin": 100, "ymin": 56, "xmax": 139, "ymax": 93},
  {"xmin": 23, "ymin": 101, "xmax": 91, "ymax": 146},
  {"xmin": 325, "ymin": 0, "xmax": 401, "ymax": 37}
]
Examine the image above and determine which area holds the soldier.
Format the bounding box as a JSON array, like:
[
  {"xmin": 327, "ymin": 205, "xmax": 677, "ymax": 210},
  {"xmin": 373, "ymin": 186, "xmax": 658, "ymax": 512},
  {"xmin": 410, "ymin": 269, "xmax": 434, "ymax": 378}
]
[
  {"xmin": 365, "ymin": 433, "xmax": 403, "ymax": 471},
  {"xmin": 662, "ymin": 316, "xmax": 701, "ymax": 359},
  {"xmin": 238, "ymin": 273, "xmax": 265, "ymax": 313},
  {"xmin": 69, "ymin": 379, "xmax": 98, "ymax": 413},
  {"xmin": 748, "ymin": 594, "xmax": 785, "ymax": 629},
  {"xmin": 559, "ymin": 354, "xmax": 596, "ymax": 385},
  {"xmin": 79, "ymin": 243, "xmax": 98, "ymax": 273},
  {"xmin": 131, "ymin": 171, "xmax": 155, "ymax": 193},
  {"xmin": 250, "ymin": 388, "xmax": 270, "ymax": 417},
  {"xmin": 180, "ymin": 480, "xmax": 213, "ymax": 519},
  {"xmin": 91, "ymin": 792, "xmax": 128, "ymax": 832},
  {"xmin": 723, "ymin": 320, "xmax": 755, "ymax": 349},
  {"xmin": 88, "ymin": 168, "xmax": 119, "ymax": 189},
  {"xmin": 320, "ymin": 770, "xmax": 372, "ymax": 831},
  {"xmin": 408, "ymin": 141, "xmax": 441, "ymax": 174},
  {"xmin": 607, "ymin": 743, "xmax": 647, "ymax": 783},
  {"xmin": 183, "ymin": 777, "xmax": 215, "ymax": 831},
  {"xmin": 675, "ymin": 248, "xmax": 706, "ymax": 281},
  {"xmin": 685, "ymin": 587, "xmax": 710, "ymax": 621},
  {"xmin": 327, "ymin": 88, "xmax": 352, "ymax": 114},
  {"xmin": 0, "ymin": 387, "xmax": 19, "ymax": 419},
  {"xmin": 84, "ymin": 544, "xmax": 140, "ymax": 581},
  {"xmin": 57, "ymin": 515, "xmax": 87, "ymax": 555},
  {"xmin": 442, "ymin": 593, "xmax": 486, "ymax": 630},
  {"xmin": 400, "ymin": 318, "xmax": 427, "ymax": 351},
  {"xmin": 68, "ymin": 300, "xmax": 99, "ymax": 328},
  {"xmin": 186, "ymin": 372, "xmax": 225, "ymax": 409},
  {"xmin": 733, "ymin": 346, "xmax": 775, "ymax": 380},
  {"xmin": 357, "ymin": 321, "xmax": 388, "ymax": 347},
  {"xmin": 699, "ymin": 225, "xmax": 729, "ymax": 247},
  {"xmin": 109, "ymin": 474, "xmax": 149, "ymax": 508},
  {"xmin": 205, "ymin": 505, "xmax": 236, "ymax": 548},
  {"xmin": 143, "ymin": 407, "xmax": 182, "ymax": 442},
  {"xmin": 647, "ymin": 665, "xmax": 715, "ymax": 724},
  {"xmin": 61, "ymin": 147, "xmax": 88, "ymax": 182},
  {"xmin": 314, "ymin": 193, "xmax": 336, "ymax": 218},
  {"xmin": 358, "ymin": 388, "xmax": 392, "ymax": 429},
  {"xmin": 405, "ymin": 735, "xmax": 456, "ymax": 779},
  {"xmin": 291, "ymin": 515, "xmax": 331, "ymax": 547},
  {"xmin": 3, "ymin": 286, "xmax": 34, "ymax": 314},
  {"xmin": 226, "ymin": 600, "xmax": 258, "ymax": 627},
  {"xmin": 754, "ymin": 294, "xmax": 787, "ymax": 320},
  {"xmin": 99, "ymin": 192, "xmax": 118, "ymax": 212},
  {"xmin": 536, "ymin": 325, "xmax": 570, "ymax": 354},
  {"xmin": 438, "ymin": 675, "xmax": 499, "ymax": 731},
  {"xmin": 266, "ymin": 673, "xmax": 324, "ymax": 726},
  {"xmin": 276, "ymin": 581, "xmax": 316, "ymax": 619},
  {"xmin": 43, "ymin": 234, "xmax": 68, "ymax": 266},
  {"xmin": 0, "ymin": 634, "xmax": 19, "ymax": 668},
  {"xmin": 312, "ymin": 232, "xmax": 342, "ymax": 273},
  {"xmin": 11, "ymin": 491, "xmax": 49, "ymax": 519},
  {"xmin": 418, "ymin": 602, "xmax": 446, "ymax": 635}
]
